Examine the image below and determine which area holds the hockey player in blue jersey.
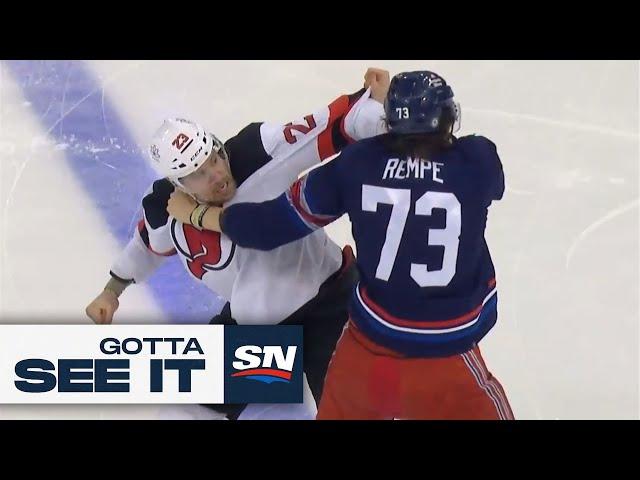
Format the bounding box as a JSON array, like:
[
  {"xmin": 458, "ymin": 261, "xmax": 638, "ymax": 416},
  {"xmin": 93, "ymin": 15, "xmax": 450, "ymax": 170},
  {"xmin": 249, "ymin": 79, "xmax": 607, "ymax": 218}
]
[{"xmin": 175, "ymin": 70, "xmax": 514, "ymax": 419}]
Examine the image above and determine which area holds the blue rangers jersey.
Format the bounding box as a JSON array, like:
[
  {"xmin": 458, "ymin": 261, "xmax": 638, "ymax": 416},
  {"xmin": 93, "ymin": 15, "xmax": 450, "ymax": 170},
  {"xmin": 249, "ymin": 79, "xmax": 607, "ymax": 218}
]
[{"xmin": 221, "ymin": 134, "xmax": 504, "ymax": 356}]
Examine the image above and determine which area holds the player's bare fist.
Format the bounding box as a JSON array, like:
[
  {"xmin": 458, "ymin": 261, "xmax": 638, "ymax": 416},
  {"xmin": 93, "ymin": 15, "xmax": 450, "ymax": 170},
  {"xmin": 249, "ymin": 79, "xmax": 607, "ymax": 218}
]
[
  {"xmin": 167, "ymin": 190, "xmax": 197, "ymax": 224},
  {"xmin": 86, "ymin": 290, "xmax": 119, "ymax": 324},
  {"xmin": 364, "ymin": 68, "xmax": 391, "ymax": 104}
]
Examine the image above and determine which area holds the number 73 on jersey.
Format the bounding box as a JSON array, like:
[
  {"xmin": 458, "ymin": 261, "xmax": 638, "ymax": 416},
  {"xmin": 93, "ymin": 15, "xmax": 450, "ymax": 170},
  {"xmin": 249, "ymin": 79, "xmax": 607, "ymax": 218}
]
[{"xmin": 362, "ymin": 185, "xmax": 461, "ymax": 288}]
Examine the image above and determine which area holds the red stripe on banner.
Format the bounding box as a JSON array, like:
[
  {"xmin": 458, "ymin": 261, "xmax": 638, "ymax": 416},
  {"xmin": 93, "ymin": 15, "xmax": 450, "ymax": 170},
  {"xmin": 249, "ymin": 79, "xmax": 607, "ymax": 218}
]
[{"xmin": 231, "ymin": 368, "xmax": 292, "ymax": 380}]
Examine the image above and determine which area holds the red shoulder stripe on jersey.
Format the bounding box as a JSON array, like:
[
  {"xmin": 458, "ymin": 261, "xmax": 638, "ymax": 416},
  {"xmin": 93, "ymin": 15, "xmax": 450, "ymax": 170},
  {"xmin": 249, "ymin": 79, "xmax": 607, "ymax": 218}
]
[
  {"xmin": 137, "ymin": 219, "xmax": 176, "ymax": 257},
  {"xmin": 317, "ymin": 91, "xmax": 362, "ymax": 161}
]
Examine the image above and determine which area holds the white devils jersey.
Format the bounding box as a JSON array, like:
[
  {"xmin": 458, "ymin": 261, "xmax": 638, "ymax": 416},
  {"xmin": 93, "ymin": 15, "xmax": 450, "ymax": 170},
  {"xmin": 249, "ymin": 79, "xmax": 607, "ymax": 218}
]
[{"xmin": 110, "ymin": 87, "xmax": 386, "ymax": 324}]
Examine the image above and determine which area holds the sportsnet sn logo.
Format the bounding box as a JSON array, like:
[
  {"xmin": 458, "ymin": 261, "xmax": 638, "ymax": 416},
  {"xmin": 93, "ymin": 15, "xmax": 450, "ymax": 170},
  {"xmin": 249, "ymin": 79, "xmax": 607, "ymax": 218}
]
[
  {"xmin": 231, "ymin": 346, "xmax": 297, "ymax": 384},
  {"xmin": 224, "ymin": 326, "xmax": 302, "ymax": 403}
]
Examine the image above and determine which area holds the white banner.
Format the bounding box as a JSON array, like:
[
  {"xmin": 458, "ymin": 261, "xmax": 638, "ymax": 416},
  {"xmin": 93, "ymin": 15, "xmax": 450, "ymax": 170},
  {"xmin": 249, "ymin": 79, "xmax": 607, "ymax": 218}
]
[{"xmin": 0, "ymin": 325, "xmax": 224, "ymax": 404}]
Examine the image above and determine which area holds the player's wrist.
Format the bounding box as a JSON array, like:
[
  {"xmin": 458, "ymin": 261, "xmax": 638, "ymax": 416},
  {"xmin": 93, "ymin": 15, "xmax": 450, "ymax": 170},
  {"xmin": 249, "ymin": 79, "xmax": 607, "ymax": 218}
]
[
  {"xmin": 189, "ymin": 204, "xmax": 210, "ymax": 230},
  {"xmin": 201, "ymin": 206, "xmax": 223, "ymax": 232},
  {"xmin": 104, "ymin": 276, "xmax": 131, "ymax": 298}
]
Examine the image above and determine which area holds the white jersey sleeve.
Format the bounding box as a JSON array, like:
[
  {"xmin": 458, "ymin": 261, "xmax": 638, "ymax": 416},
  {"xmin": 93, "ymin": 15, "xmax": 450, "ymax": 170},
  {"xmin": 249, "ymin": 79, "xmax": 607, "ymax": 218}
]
[{"xmin": 259, "ymin": 87, "xmax": 386, "ymax": 175}]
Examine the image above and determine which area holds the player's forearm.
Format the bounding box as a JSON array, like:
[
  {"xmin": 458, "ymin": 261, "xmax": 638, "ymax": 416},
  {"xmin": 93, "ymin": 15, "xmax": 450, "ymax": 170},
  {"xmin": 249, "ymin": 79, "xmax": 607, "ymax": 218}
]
[
  {"xmin": 220, "ymin": 196, "xmax": 311, "ymax": 251},
  {"xmin": 195, "ymin": 205, "xmax": 223, "ymax": 232},
  {"xmin": 110, "ymin": 230, "xmax": 169, "ymax": 284}
]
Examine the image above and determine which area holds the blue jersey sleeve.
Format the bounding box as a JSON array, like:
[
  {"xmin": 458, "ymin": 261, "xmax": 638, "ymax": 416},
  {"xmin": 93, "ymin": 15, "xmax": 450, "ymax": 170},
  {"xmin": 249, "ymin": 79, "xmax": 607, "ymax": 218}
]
[
  {"xmin": 485, "ymin": 138, "xmax": 505, "ymax": 201},
  {"xmin": 220, "ymin": 156, "xmax": 346, "ymax": 251},
  {"xmin": 458, "ymin": 135, "xmax": 505, "ymax": 203}
]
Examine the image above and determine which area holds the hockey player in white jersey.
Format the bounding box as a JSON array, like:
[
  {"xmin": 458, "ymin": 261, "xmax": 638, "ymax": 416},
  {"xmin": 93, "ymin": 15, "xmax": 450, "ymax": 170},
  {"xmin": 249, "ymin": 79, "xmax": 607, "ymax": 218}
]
[{"xmin": 85, "ymin": 68, "xmax": 390, "ymax": 420}]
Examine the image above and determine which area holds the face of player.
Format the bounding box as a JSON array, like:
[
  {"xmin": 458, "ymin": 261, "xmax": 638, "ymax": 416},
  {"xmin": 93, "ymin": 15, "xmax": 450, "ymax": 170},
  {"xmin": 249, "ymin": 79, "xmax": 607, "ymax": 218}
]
[{"xmin": 178, "ymin": 151, "xmax": 237, "ymax": 205}]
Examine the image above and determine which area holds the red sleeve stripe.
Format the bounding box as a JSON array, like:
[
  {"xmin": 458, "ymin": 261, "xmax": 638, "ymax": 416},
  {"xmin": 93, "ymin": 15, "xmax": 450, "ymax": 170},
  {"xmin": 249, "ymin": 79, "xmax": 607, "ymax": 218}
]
[
  {"xmin": 286, "ymin": 177, "xmax": 338, "ymax": 230},
  {"xmin": 137, "ymin": 219, "xmax": 176, "ymax": 257},
  {"xmin": 317, "ymin": 92, "xmax": 362, "ymax": 161}
]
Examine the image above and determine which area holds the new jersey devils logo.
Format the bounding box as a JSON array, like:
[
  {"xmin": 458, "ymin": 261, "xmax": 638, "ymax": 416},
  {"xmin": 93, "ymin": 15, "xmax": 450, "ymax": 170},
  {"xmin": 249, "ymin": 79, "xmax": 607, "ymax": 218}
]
[{"xmin": 171, "ymin": 220, "xmax": 235, "ymax": 279}]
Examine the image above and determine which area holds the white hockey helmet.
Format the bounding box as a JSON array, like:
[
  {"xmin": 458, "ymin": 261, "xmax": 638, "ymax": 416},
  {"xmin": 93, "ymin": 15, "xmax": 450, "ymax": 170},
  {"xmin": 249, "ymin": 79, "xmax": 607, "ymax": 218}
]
[{"xmin": 148, "ymin": 117, "xmax": 227, "ymax": 182}]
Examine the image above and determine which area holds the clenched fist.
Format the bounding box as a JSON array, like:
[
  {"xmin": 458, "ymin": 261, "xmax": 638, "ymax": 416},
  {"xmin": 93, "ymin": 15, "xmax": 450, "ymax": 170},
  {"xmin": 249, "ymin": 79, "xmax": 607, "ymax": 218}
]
[
  {"xmin": 364, "ymin": 68, "xmax": 391, "ymax": 104},
  {"xmin": 85, "ymin": 289, "xmax": 119, "ymax": 324}
]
